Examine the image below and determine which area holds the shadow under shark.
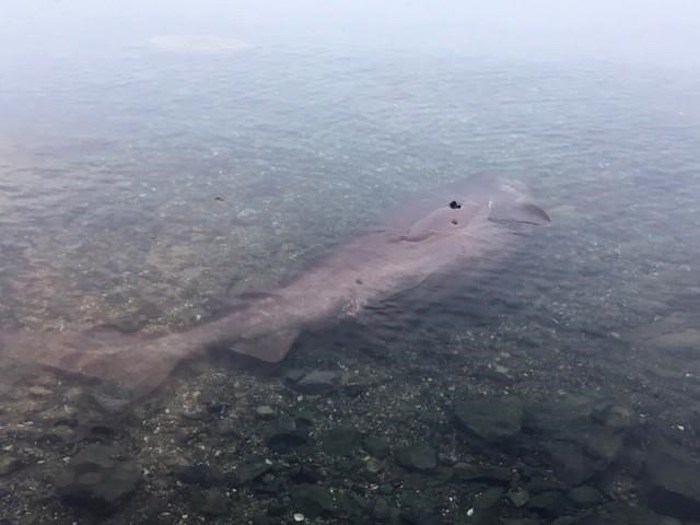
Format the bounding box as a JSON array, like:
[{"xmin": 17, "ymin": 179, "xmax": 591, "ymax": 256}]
[{"xmin": 0, "ymin": 173, "xmax": 550, "ymax": 396}]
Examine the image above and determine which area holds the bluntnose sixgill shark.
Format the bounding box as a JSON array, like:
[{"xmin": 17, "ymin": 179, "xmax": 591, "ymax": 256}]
[{"xmin": 0, "ymin": 173, "xmax": 550, "ymax": 396}]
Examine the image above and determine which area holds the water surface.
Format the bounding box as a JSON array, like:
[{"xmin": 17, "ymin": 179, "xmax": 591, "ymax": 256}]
[{"xmin": 2, "ymin": 37, "xmax": 700, "ymax": 523}]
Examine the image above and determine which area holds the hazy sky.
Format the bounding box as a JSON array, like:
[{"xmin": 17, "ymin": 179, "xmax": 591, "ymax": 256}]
[{"xmin": 2, "ymin": 0, "xmax": 700, "ymax": 67}]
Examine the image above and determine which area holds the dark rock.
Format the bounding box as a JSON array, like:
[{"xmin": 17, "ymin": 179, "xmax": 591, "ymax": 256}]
[
  {"xmin": 525, "ymin": 476, "xmax": 565, "ymax": 493},
  {"xmin": 364, "ymin": 435, "xmax": 390, "ymax": 458},
  {"xmin": 506, "ymin": 487, "xmax": 530, "ymax": 508},
  {"xmin": 571, "ymin": 502, "xmax": 681, "ymax": 525},
  {"xmin": 473, "ymin": 487, "xmax": 504, "ymax": 523},
  {"xmin": 541, "ymin": 440, "xmax": 605, "ymax": 485},
  {"xmin": 611, "ymin": 503, "xmax": 683, "ymax": 525},
  {"xmin": 204, "ymin": 400, "xmax": 227, "ymax": 417},
  {"xmin": 335, "ymin": 491, "xmax": 369, "ymax": 520},
  {"xmin": 293, "ymin": 370, "xmax": 341, "ymax": 395},
  {"xmin": 395, "ymin": 443, "xmax": 438, "ymax": 472},
  {"xmin": 294, "ymin": 413, "xmax": 315, "ymax": 432},
  {"xmin": 400, "ymin": 510, "xmax": 446, "ymax": 525},
  {"xmin": 644, "ymin": 447, "xmax": 700, "ymax": 520},
  {"xmin": 527, "ymin": 491, "xmax": 568, "ymax": 519},
  {"xmin": 290, "ymin": 465, "xmax": 325, "ymax": 484},
  {"xmin": 567, "ymin": 485, "xmax": 606, "ymax": 508},
  {"xmin": 322, "ymin": 426, "xmax": 361, "ymax": 456},
  {"xmin": 290, "ymin": 483, "xmax": 335, "ymax": 518},
  {"xmin": 190, "ymin": 488, "xmax": 228, "ymax": 516},
  {"xmin": 453, "ymin": 397, "xmax": 523, "ymax": 442},
  {"xmin": 372, "ymin": 497, "xmax": 398, "ymax": 522},
  {"xmin": 523, "ymin": 399, "xmax": 631, "ymax": 469},
  {"xmin": 54, "ymin": 445, "xmax": 140, "ymax": 516},
  {"xmin": 0, "ymin": 456, "xmax": 24, "ymax": 477},
  {"xmin": 451, "ymin": 463, "xmax": 511, "ymax": 485},
  {"xmin": 216, "ymin": 418, "xmax": 238, "ymax": 436},
  {"xmin": 343, "ymin": 382, "xmax": 369, "ymax": 397},
  {"xmin": 569, "ymin": 512, "xmax": 611, "ymax": 525},
  {"xmin": 174, "ymin": 464, "xmax": 220, "ymax": 486},
  {"xmin": 267, "ymin": 417, "xmax": 311, "ymax": 453},
  {"xmin": 230, "ymin": 457, "xmax": 273, "ymax": 486}
]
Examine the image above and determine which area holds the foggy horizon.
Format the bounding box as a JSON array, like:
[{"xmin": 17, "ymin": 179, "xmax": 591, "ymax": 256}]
[{"xmin": 2, "ymin": 0, "xmax": 700, "ymax": 69}]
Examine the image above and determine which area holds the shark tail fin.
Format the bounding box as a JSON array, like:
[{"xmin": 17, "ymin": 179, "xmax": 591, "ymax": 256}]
[{"xmin": 231, "ymin": 327, "xmax": 300, "ymax": 363}]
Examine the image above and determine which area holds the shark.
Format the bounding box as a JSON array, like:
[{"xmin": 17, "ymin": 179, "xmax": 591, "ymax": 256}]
[{"xmin": 0, "ymin": 173, "xmax": 550, "ymax": 395}]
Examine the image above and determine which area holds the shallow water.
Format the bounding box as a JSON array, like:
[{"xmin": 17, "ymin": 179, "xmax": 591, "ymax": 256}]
[{"xmin": 2, "ymin": 40, "xmax": 700, "ymax": 523}]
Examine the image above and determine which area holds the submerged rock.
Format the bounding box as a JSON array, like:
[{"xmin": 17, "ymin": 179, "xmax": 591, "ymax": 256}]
[
  {"xmin": 540, "ymin": 440, "xmax": 605, "ymax": 486},
  {"xmin": 174, "ymin": 463, "xmax": 221, "ymax": 486},
  {"xmin": 395, "ymin": 443, "xmax": 438, "ymax": 472},
  {"xmin": 290, "ymin": 484, "xmax": 336, "ymax": 518},
  {"xmin": 322, "ymin": 426, "xmax": 361, "ymax": 456},
  {"xmin": 363, "ymin": 435, "xmax": 390, "ymax": 458},
  {"xmin": 451, "ymin": 463, "xmax": 511, "ymax": 485},
  {"xmin": 644, "ymin": 447, "xmax": 700, "ymax": 520},
  {"xmin": 523, "ymin": 398, "xmax": 632, "ymax": 485},
  {"xmin": 506, "ymin": 487, "xmax": 531, "ymax": 508},
  {"xmin": 567, "ymin": 485, "xmax": 606, "ymax": 508},
  {"xmin": 453, "ymin": 396, "xmax": 524, "ymax": 442},
  {"xmin": 230, "ymin": 457, "xmax": 273, "ymax": 486},
  {"xmin": 399, "ymin": 510, "xmax": 446, "ymax": 525},
  {"xmin": 0, "ymin": 456, "xmax": 23, "ymax": 477},
  {"xmin": 54, "ymin": 445, "xmax": 140, "ymax": 515},
  {"xmin": 267, "ymin": 417, "xmax": 311, "ymax": 453},
  {"xmin": 527, "ymin": 490, "xmax": 569, "ymax": 519},
  {"xmin": 190, "ymin": 488, "xmax": 229, "ymax": 516}
]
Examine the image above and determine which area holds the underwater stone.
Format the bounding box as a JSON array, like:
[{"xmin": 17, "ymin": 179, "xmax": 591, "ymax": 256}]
[
  {"xmin": 322, "ymin": 426, "xmax": 361, "ymax": 456},
  {"xmin": 395, "ymin": 443, "xmax": 438, "ymax": 472},
  {"xmin": 174, "ymin": 464, "xmax": 221, "ymax": 486},
  {"xmin": 453, "ymin": 396, "xmax": 524, "ymax": 442},
  {"xmin": 541, "ymin": 440, "xmax": 605, "ymax": 486},
  {"xmin": 363, "ymin": 435, "xmax": 390, "ymax": 458},
  {"xmin": 290, "ymin": 484, "xmax": 335, "ymax": 518},
  {"xmin": 506, "ymin": 487, "xmax": 531, "ymax": 508},
  {"xmin": 451, "ymin": 463, "xmax": 511, "ymax": 485},
  {"xmin": 644, "ymin": 448, "xmax": 700, "ymax": 520},
  {"xmin": 399, "ymin": 510, "xmax": 446, "ymax": 525},
  {"xmin": 0, "ymin": 456, "xmax": 24, "ymax": 477},
  {"xmin": 54, "ymin": 445, "xmax": 140, "ymax": 515},
  {"xmin": 527, "ymin": 491, "xmax": 569, "ymax": 520},
  {"xmin": 567, "ymin": 485, "xmax": 606, "ymax": 508},
  {"xmin": 267, "ymin": 418, "xmax": 311, "ymax": 453},
  {"xmin": 190, "ymin": 488, "xmax": 229, "ymax": 516},
  {"xmin": 230, "ymin": 457, "xmax": 273, "ymax": 486}
]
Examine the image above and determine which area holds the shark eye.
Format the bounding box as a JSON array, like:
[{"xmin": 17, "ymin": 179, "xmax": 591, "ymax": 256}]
[{"xmin": 449, "ymin": 200, "xmax": 462, "ymax": 209}]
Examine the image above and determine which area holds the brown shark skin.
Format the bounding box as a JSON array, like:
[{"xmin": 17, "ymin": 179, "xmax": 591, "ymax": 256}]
[{"xmin": 0, "ymin": 174, "xmax": 549, "ymax": 394}]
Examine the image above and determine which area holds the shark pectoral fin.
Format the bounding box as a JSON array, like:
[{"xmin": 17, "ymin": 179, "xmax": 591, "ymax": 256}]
[
  {"xmin": 489, "ymin": 201, "xmax": 551, "ymax": 225},
  {"xmin": 231, "ymin": 328, "xmax": 300, "ymax": 363}
]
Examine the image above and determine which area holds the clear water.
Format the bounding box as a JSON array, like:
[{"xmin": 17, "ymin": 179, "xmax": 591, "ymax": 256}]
[{"xmin": 2, "ymin": 37, "xmax": 700, "ymax": 523}]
